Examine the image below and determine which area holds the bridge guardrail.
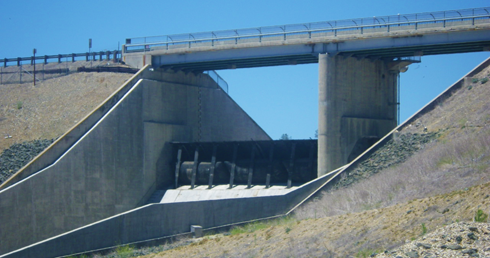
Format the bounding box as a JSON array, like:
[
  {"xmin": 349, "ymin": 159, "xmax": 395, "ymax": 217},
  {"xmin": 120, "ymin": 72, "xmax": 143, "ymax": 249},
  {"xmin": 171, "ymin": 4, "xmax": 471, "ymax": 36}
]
[{"xmin": 124, "ymin": 7, "xmax": 490, "ymax": 53}]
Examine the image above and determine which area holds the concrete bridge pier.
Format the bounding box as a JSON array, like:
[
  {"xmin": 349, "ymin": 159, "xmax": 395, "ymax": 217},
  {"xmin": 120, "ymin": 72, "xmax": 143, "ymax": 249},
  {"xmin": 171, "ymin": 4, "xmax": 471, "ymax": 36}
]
[{"xmin": 318, "ymin": 53, "xmax": 401, "ymax": 176}]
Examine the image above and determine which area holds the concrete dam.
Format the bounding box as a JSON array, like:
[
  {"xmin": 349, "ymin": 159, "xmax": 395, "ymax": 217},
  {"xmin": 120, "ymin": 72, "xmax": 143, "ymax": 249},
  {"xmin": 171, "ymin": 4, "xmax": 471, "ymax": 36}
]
[{"xmin": 1, "ymin": 7, "xmax": 490, "ymax": 258}]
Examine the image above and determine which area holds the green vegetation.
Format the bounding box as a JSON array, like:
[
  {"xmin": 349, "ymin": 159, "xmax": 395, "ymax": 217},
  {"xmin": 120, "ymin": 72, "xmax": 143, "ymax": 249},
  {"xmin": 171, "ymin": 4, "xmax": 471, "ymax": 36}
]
[
  {"xmin": 16, "ymin": 101, "xmax": 22, "ymax": 109},
  {"xmin": 230, "ymin": 222, "xmax": 270, "ymax": 235},
  {"xmin": 458, "ymin": 118, "xmax": 467, "ymax": 129},
  {"xmin": 436, "ymin": 156, "xmax": 453, "ymax": 167},
  {"xmin": 280, "ymin": 133, "xmax": 292, "ymax": 140},
  {"xmin": 474, "ymin": 209, "xmax": 488, "ymax": 222},
  {"xmin": 472, "ymin": 78, "xmax": 479, "ymax": 83},
  {"xmin": 421, "ymin": 223, "xmax": 427, "ymax": 235},
  {"xmin": 481, "ymin": 77, "xmax": 489, "ymax": 84},
  {"xmin": 230, "ymin": 216, "xmax": 296, "ymax": 236},
  {"xmin": 115, "ymin": 244, "xmax": 134, "ymax": 258},
  {"xmin": 65, "ymin": 255, "xmax": 88, "ymax": 258},
  {"xmin": 355, "ymin": 248, "xmax": 383, "ymax": 258}
]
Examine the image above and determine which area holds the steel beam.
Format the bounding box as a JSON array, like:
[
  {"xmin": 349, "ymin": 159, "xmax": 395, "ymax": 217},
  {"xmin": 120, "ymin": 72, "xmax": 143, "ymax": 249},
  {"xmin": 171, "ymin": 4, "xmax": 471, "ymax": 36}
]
[
  {"xmin": 174, "ymin": 148, "xmax": 182, "ymax": 189},
  {"xmin": 247, "ymin": 146, "xmax": 255, "ymax": 189},
  {"xmin": 229, "ymin": 144, "xmax": 238, "ymax": 188},
  {"xmin": 191, "ymin": 147, "xmax": 199, "ymax": 189},
  {"xmin": 266, "ymin": 143, "xmax": 274, "ymax": 188},
  {"xmin": 208, "ymin": 145, "xmax": 217, "ymax": 189},
  {"xmin": 287, "ymin": 143, "xmax": 296, "ymax": 188}
]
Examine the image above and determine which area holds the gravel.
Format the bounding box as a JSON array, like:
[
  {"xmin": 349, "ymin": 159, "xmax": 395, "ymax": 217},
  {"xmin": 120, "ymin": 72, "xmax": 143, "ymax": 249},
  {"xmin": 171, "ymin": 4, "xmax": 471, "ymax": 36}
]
[
  {"xmin": 376, "ymin": 222, "xmax": 490, "ymax": 258},
  {"xmin": 0, "ymin": 139, "xmax": 54, "ymax": 184},
  {"xmin": 333, "ymin": 132, "xmax": 438, "ymax": 189}
]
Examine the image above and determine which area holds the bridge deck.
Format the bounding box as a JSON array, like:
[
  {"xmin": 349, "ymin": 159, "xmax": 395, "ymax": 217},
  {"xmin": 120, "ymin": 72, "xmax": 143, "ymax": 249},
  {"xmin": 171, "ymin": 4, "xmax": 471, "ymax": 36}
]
[{"xmin": 123, "ymin": 7, "xmax": 490, "ymax": 71}]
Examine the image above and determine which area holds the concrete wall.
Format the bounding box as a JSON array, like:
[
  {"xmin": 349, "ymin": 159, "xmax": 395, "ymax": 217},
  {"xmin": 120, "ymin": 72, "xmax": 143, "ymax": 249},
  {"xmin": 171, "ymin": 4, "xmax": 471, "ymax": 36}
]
[
  {"xmin": 0, "ymin": 67, "xmax": 152, "ymax": 190},
  {"xmin": 0, "ymin": 69, "xmax": 270, "ymax": 256},
  {"xmin": 1, "ymin": 167, "xmax": 339, "ymax": 258},
  {"xmin": 318, "ymin": 54, "xmax": 398, "ymax": 175},
  {"xmin": 123, "ymin": 54, "xmax": 152, "ymax": 69}
]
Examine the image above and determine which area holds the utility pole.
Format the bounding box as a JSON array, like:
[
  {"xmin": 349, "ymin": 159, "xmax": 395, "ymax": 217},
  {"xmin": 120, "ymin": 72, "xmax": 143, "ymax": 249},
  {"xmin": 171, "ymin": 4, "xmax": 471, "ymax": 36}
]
[
  {"xmin": 89, "ymin": 38, "xmax": 92, "ymax": 68},
  {"xmin": 33, "ymin": 48, "xmax": 36, "ymax": 86}
]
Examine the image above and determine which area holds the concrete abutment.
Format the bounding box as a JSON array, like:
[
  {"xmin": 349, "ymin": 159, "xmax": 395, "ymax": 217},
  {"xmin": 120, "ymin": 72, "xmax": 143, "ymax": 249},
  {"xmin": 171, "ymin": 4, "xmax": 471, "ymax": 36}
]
[
  {"xmin": 318, "ymin": 53, "xmax": 399, "ymax": 176},
  {"xmin": 0, "ymin": 68, "xmax": 270, "ymax": 256}
]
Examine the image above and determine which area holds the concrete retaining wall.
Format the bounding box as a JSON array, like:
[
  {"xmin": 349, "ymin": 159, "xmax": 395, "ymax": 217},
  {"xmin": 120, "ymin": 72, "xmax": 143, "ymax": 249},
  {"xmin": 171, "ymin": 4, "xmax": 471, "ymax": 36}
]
[
  {"xmin": 0, "ymin": 66, "xmax": 152, "ymax": 190},
  {"xmin": 1, "ymin": 167, "xmax": 338, "ymax": 258},
  {"xmin": 0, "ymin": 69, "xmax": 270, "ymax": 256}
]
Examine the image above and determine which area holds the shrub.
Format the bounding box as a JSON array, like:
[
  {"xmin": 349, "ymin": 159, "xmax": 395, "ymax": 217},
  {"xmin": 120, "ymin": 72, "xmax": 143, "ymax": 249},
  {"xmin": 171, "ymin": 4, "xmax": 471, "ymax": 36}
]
[
  {"xmin": 481, "ymin": 77, "xmax": 489, "ymax": 84},
  {"xmin": 16, "ymin": 101, "xmax": 22, "ymax": 109},
  {"xmin": 475, "ymin": 209, "xmax": 488, "ymax": 222},
  {"xmin": 472, "ymin": 78, "xmax": 479, "ymax": 83},
  {"xmin": 115, "ymin": 244, "xmax": 134, "ymax": 258}
]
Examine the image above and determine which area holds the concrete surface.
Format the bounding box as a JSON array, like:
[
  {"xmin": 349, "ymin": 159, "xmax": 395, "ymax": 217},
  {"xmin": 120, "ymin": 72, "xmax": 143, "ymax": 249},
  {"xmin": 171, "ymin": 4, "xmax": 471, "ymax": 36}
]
[
  {"xmin": 0, "ymin": 68, "xmax": 270, "ymax": 256},
  {"xmin": 161, "ymin": 185, "xmax": 298, "ymax": 203},
  {"xmin": 1, "ymin": 167, "xmax": 338, "ymax": 258},
  {"xmin": 318, "ymin": 53, "xmax": 398, "ymax": 175}
]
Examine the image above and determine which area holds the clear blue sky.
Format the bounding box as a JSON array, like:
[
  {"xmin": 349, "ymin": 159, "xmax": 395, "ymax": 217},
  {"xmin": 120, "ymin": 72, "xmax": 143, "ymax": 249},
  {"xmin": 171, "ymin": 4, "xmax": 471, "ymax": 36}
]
[{"xmin": 1, "ymin": 0, "xmax": 489, "ymax": 139}]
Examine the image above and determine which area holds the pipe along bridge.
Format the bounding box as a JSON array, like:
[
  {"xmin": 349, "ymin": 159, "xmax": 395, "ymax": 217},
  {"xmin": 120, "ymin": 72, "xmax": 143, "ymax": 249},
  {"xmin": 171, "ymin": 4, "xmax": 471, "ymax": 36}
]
[{"xmin": 172, "ymin": 140, "xmax": 317, "ymax": 189}]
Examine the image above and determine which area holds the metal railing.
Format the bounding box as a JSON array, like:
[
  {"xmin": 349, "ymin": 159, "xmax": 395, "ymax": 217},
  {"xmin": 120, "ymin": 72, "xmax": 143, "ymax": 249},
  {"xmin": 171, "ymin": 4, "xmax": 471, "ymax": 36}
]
[
  {"xmin": 204, "ymin": 70, "xmax": 228, "ymax": 93},
  {"xmin": 2, "ymin": 50, "xmax": 122, "ymax": 67},
  {"xmin": 0, "ymin": 65, "xmax": 69, "ymax": 84},
  {"xmin": 124, "ymin": 7, "xmax": 490, "ymax": 53}
]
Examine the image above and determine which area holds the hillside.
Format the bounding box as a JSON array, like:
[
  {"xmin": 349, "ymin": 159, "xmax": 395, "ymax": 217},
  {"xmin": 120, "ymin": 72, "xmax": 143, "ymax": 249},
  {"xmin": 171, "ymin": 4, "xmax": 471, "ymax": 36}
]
[{"xmin": 0, "ymin": 61, "xmax": 133, "ymax": 183}]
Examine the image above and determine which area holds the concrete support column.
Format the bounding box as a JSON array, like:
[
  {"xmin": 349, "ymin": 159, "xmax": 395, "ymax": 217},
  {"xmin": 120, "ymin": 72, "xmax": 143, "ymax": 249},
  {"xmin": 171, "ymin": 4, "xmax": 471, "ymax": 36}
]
[
  {"xmin": 318, "ymin": 53, "xmax": 398, "ymax": 177},
  {"xmin": 318, "ymin": 53, "xmax": 343, "ymax": 176}
]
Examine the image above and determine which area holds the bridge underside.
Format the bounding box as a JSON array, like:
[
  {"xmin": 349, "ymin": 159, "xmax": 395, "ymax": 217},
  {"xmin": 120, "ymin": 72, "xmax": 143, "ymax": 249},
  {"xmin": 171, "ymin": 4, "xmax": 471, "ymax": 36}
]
[{"xmin": 155, "ymin": 40, "xmax": 490, "ymax": 72}]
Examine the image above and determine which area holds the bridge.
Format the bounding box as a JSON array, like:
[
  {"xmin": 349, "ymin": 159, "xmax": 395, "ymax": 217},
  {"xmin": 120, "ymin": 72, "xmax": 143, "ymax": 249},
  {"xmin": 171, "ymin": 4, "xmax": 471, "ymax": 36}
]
[
  {"xmin": 1, "ymin": 7, "xmax": 490, "ymax": 258},
  {"xmin": 124, "ymin": 7, "xmax": 490, "ymax": 174},
  {"xmin": 123, "ymin": 7, "xmax": 490, "ymax": 71}
]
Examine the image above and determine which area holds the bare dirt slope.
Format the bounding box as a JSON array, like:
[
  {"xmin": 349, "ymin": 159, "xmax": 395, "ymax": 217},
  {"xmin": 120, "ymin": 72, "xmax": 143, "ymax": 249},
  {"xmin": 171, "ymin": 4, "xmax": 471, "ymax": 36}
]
[{"xmin": 0, "ymin": 64, "xmax": 132, "ymax": 153}]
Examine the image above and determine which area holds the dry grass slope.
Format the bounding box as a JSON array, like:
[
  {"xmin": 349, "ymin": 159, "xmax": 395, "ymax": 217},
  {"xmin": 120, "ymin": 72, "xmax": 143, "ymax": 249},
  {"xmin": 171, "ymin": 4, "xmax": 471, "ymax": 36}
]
[{"xmin": 0, "ymin": 65, "xmax": 132, "ymax": 153}]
